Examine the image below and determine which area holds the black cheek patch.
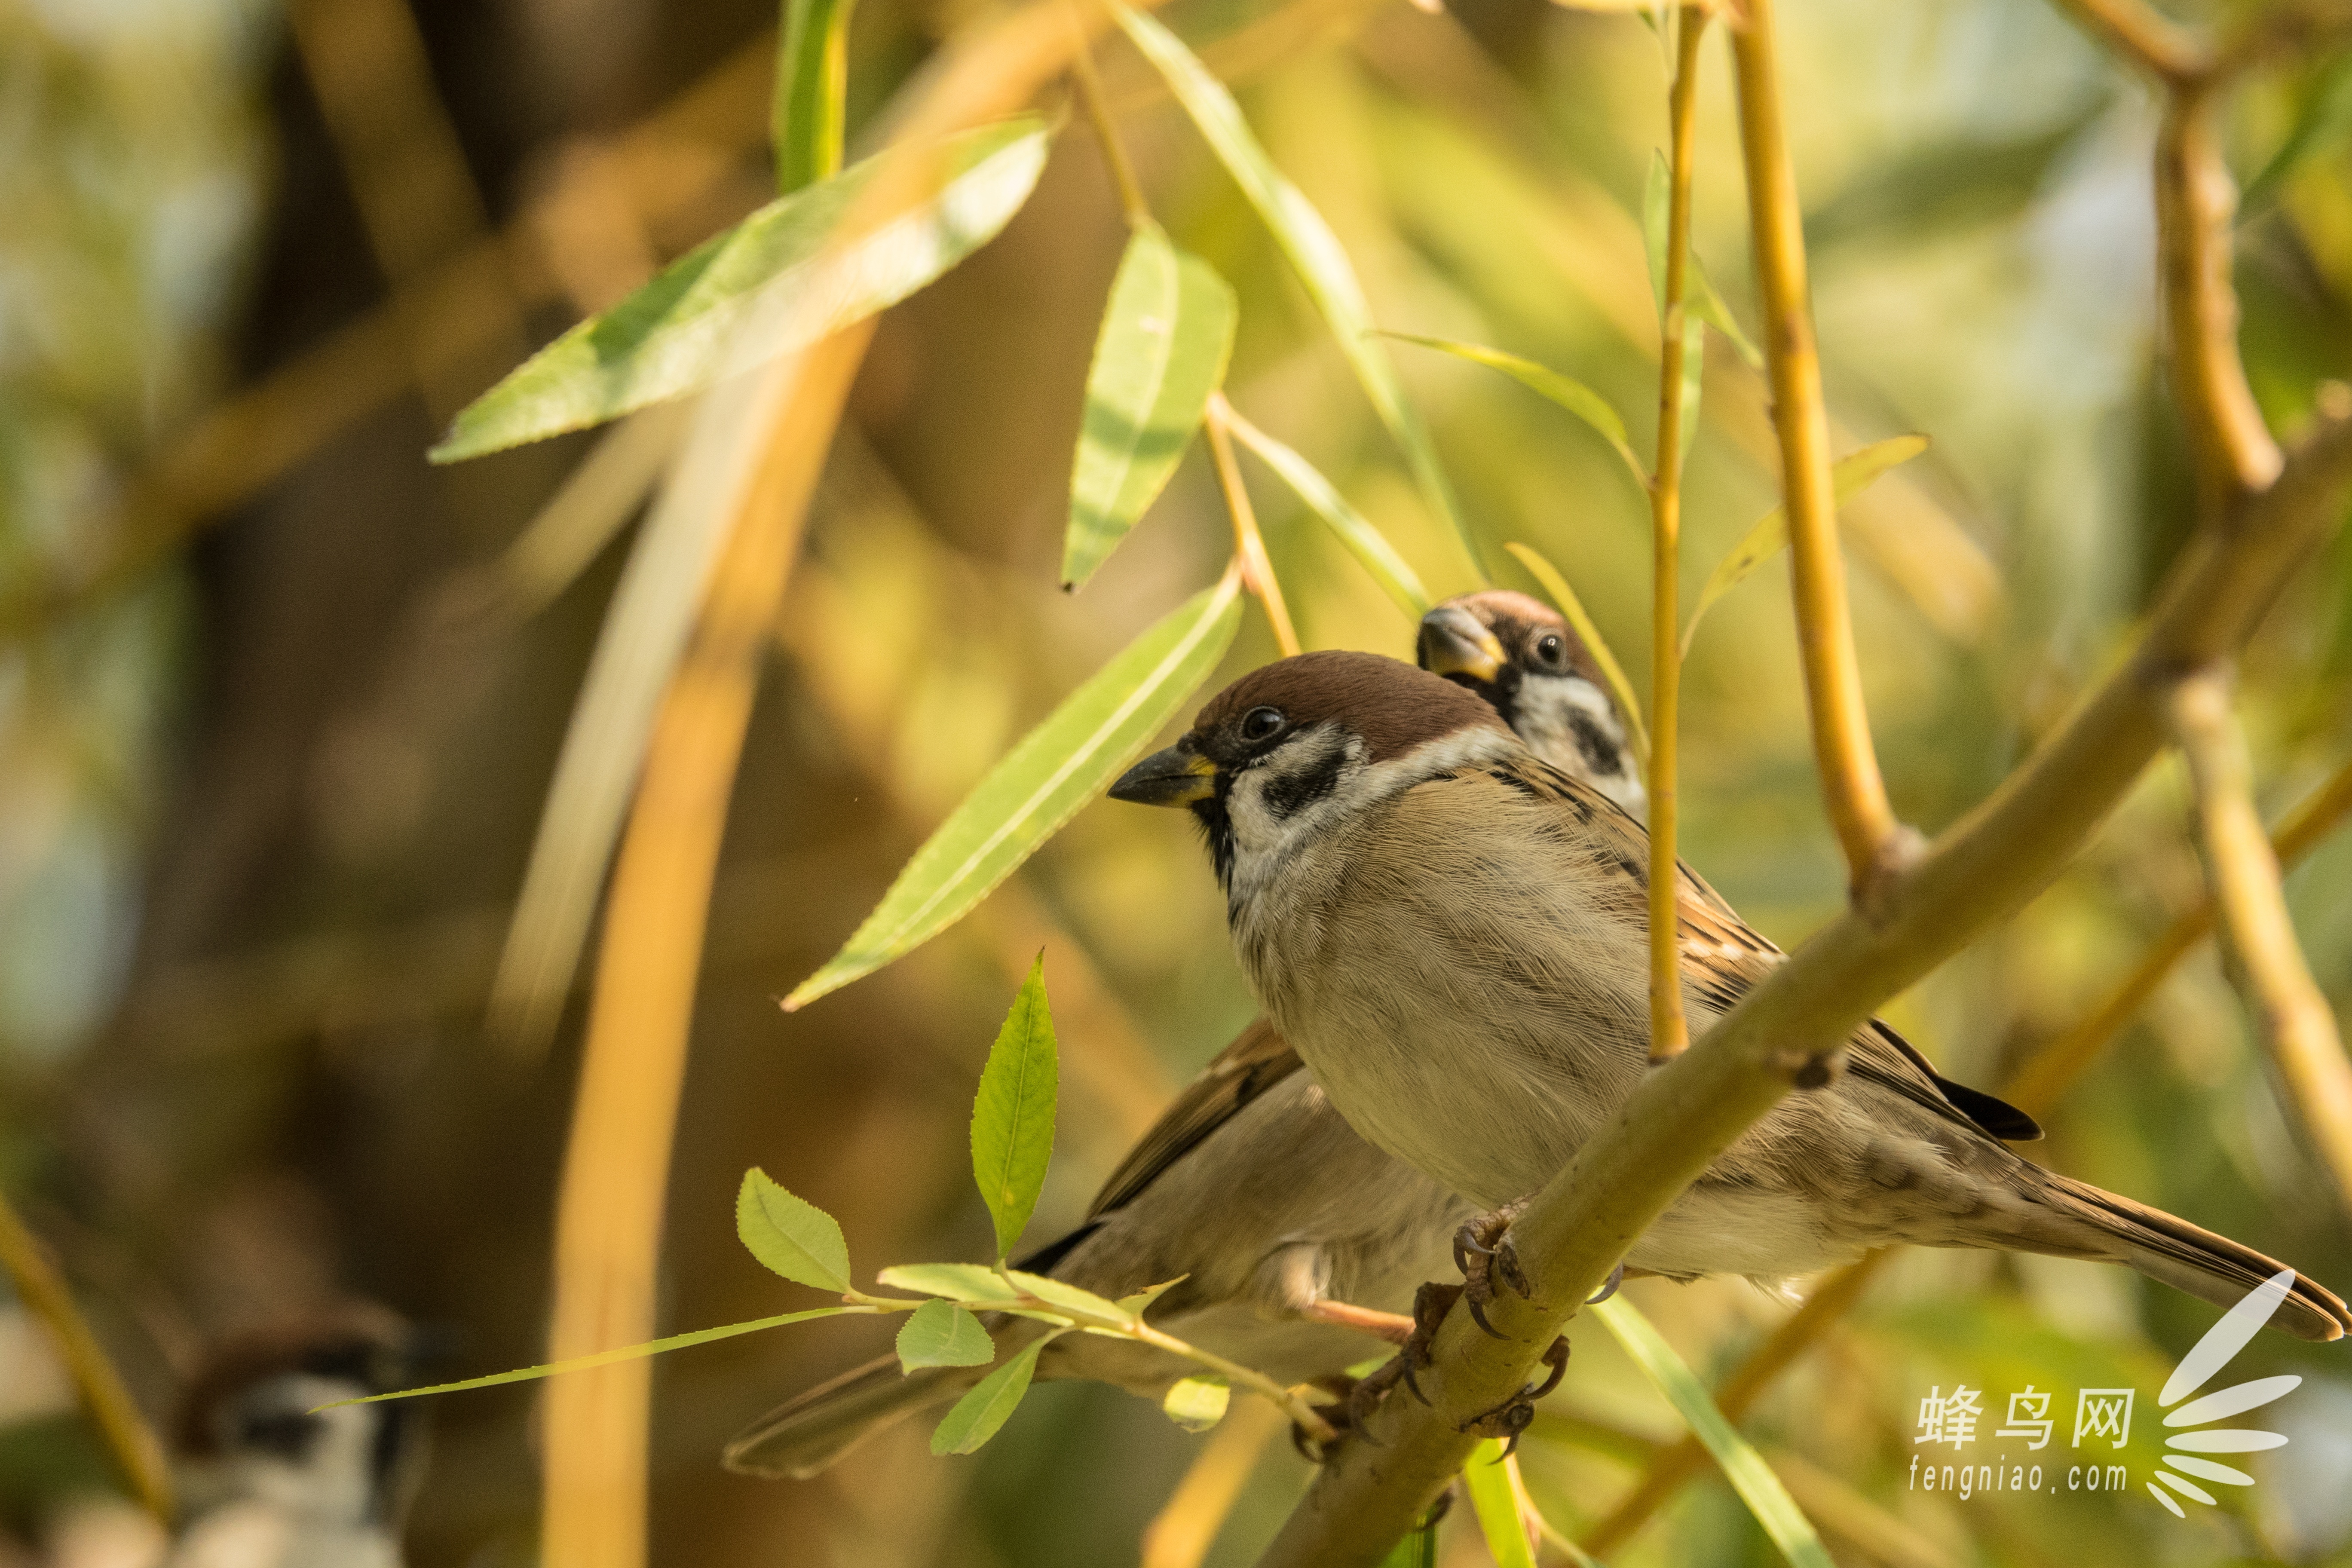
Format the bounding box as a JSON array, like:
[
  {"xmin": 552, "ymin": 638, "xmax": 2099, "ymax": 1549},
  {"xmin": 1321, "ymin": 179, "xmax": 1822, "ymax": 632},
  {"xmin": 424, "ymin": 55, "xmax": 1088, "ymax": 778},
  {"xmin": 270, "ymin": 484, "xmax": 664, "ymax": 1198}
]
[
  {"xmin": 1568, "ymin": 710, "xmax": 1622, "ymax": 775},
  {"xmin": 1260, "ymin": 744, "xmax": 1346, "ymax": 821},
  {"xmin": 239, "ymin": 1409, "xmax": 325, "ymax": 1465}
]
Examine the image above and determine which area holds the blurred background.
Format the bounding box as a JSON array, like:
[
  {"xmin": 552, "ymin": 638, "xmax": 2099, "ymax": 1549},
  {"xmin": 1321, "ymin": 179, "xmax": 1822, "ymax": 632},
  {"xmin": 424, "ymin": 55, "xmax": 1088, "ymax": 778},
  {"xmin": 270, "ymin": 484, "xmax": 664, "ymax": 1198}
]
[{"xmin": 2, "ymin": 0, "xmax": 2349, "ymax": 1563}]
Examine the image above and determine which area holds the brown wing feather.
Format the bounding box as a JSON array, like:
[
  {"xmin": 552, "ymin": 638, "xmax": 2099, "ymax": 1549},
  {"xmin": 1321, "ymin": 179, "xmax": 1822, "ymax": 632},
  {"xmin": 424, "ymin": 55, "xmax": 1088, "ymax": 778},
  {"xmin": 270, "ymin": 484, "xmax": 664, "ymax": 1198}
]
[
  {"xmin": 1482, "ymin": 753, "xmax": 2040, "ymax": 1142},
  {"xmin": 1083, "ymin": 1016, "xmax": 1304, "ymax": 1219}
]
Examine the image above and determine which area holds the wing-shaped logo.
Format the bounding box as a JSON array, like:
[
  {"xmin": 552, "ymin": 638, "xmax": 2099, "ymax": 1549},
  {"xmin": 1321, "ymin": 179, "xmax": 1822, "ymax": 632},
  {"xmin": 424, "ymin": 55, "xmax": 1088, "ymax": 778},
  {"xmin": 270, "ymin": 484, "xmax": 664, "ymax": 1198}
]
[{"xmin": 2147, "ymin": 1269, "xmax": 2300, "ymax": 1518}]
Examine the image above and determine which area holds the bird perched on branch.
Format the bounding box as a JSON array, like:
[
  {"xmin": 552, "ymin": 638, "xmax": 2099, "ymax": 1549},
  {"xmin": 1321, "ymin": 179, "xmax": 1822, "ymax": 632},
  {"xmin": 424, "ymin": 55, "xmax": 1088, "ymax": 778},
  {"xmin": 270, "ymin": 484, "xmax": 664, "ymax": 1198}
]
[
  {"xmin": 724, "ymin": 594, "xmax": 1652, "ymax": 1479},
  {"xmin": 1108, "ymin": 649, "xmax": 2351, "ymax": 1344}
]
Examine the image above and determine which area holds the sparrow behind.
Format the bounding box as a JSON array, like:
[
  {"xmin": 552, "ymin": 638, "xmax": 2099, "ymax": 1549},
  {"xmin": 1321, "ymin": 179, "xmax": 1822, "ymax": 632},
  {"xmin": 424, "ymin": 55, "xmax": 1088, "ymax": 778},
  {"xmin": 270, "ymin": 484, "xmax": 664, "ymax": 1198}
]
[
  {"xmin": 1111, "ymin": 650, "xmax": 2350, "ymax": 1342},
  {"xmin": 726, "ymin": 594, "xmax": 1657, "ymax": 1479}
]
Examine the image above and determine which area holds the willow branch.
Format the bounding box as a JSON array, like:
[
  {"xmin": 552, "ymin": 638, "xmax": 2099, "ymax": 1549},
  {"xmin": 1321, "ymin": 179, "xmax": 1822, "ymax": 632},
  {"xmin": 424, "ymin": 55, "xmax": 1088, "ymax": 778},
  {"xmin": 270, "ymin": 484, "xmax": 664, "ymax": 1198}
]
[
  {"xmin": 1207, "ymin": 392, "xmax": 1302, "ymax": 657},
  {"xmin": 1584, "ymin": 743, "xmax": 2352, "ymax": 1552},
  {"xmin": 2053, "ymin": 0, "xmax": 2211, "ymax": 82},
  {"xmin": 1730, "ymin": 0, "xmax": 1909, "ymax": 900},
  {"xmin": 1647, "ymin": 9, "xmax": 1707, "ymax": 1063},
  {"xmin": 2168, "ymin": 668, "xmax": 2352, "ymax": 1210},
  {"xmin": 1250, "ymin": 401, "xmax": 2352, "ymax": 1568},
  {"xmin": 1067, "ymin": 5, "xmax": 1152, "ymax": 228},
  {"xmin": 0, "ymin": 1191, "xmax": 172, "ymax": 1524}
]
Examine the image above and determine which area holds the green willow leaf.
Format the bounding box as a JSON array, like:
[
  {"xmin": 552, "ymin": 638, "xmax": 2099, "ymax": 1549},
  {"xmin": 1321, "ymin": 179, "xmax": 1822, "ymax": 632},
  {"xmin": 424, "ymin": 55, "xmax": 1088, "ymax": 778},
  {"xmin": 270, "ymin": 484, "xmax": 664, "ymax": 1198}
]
[
  {"xmin": 930, "ymin": 1333, "xmax": 1059, "ymax": 1455},
  {"xmin": 1689, "ymin": 264, "xmax": 1761, "ymax": 370},
  {"xmin": 875, "ymin": 1262, "xmax": 1021, "ymax": 1303},
  {"xmin": 1003, "ymin": 1268, "xmax": 1134, "ymax": 1326},
  {"xmin": 1462, "ymin": 1440, "xmax": 1538, "ymax": 1568},
  {"xmin": 773, "ymin": 0, "xmax": 854, "ymax": 193},
  {"xmin": 1502, "ymin": 542, "xmax": 1649, "ymax": 763},
  {"xmin": 1114, "ymin": 4, "xmax": 1481, "ymax": 576},
  {"xmin": 736, "ymin": 1168, "xmax": 852, "ymax": 1292},
  {"xmin": 2242, "ymin": 49, "xmax": 2352, "ymax": 215},
  {"xmin": 1590, "ymin": 1296, "xmax": 1834, "ymax": 1568},
  {"xmin": 1065, "ymin": 225, "xmax": 1237, "ymax": 589},
  {"xmin": 896, "ymin": 1300, "xmax": 995, "ymax": 1372},
  {"xmin": 313, "ymin": 1306, "xmax": 860, "ymax": 1409},
  {"xmin": 1222, "ymin": 409, "xmax": 1430, "ymax": 620},
  {"xmin": 1681, "ymin": 434, "xmax": 1929, "ymax": 656},
  {"xmin": 433, "ymin": 119, "xmax": 1050, "ymax": 462},
  {"xmin": 784, "ymin": 568, "xmax": 1245, "ymax": 1009},
  {"xmin": 971, "ymin": 959, "xmax": 1057, "ymax": 1259},
  {"xmin": 1162, "ymin": 1376, "xmax": 1230, "ymax": 1433},
  {"xmin": 1381, "ymin": 333, "xmax": 1649, "ymax": 493}
]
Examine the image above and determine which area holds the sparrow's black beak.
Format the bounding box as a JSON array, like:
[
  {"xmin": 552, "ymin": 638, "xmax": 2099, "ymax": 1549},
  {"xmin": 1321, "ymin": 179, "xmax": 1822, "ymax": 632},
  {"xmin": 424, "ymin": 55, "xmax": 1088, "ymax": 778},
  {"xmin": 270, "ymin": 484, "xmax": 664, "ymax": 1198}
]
[
  {"xmin": 1109, "ymin": 745, "xmax": 1216, "ymax": 807},
  {"xmin": 1418, "ymin": 604, "xmax": 1506, "ymax": 683}
]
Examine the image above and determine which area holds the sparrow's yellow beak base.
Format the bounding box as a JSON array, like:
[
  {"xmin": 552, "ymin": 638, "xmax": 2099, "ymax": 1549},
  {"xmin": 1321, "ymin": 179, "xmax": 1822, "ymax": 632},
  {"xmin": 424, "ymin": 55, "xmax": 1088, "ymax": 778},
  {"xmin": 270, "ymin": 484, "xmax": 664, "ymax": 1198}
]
[
  {"xmin": 1109, "ymin": 746, "xmax": 1216, "ymax": 806},
  {"xmin": 1418, "ymin": 605, "xmax": 1506, "ymax": 683}
]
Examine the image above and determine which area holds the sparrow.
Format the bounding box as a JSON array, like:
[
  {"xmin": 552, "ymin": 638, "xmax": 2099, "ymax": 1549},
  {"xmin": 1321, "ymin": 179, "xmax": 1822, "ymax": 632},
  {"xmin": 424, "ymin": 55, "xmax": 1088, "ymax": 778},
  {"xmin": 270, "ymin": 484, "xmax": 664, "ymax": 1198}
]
[
  {"xmin": 725, "ymin": 595, "xmax": 1656, "ymax": 1479},
  {"xmin": 166, "ymin": 1316, "xmax": 422, "ymax": 1568},
  {"xmin": 1107, "ymin": 650, "xmax": 2352, "ymax": 1343}
]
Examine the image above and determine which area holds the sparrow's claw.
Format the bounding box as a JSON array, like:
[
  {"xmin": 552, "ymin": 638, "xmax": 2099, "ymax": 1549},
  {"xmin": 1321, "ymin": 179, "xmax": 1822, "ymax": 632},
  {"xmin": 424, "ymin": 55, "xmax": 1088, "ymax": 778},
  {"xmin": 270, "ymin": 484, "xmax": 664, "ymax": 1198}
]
[
  {"xmin": 1455, "ymin": 1201, "xmax": 1532, "ymax": 1337},
  {"xmin": 1528, "ymin": 1335, "xmax": 1570, "ymax": 1401},
  {"xmin": 1333, "ymin": 1281, "xmax": 1459, "ymax": 1434},
  {"xmin": 1292, "ymin": 1376, "xmax": 1359, "ymax": 1460},
  {"xmin": 1585, "ymin": 1263, "xmax": 1625, "ymax": 1305},
  {"xmin": 1460, "ymin": 1333, "xmax": 1570, "ymax": 1454}
]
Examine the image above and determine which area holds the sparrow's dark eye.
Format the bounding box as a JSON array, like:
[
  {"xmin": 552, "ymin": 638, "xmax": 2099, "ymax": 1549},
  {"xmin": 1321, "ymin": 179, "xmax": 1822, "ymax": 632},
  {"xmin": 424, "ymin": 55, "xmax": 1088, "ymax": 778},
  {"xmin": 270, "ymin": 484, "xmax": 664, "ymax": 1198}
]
[
  {"xmin": 1239, "ymin": 707, "xmax": 1286, "ymax": 743},
  {"xmin": 1534, "ymin": 633, "xmax": 1566, "ymax": 669}
]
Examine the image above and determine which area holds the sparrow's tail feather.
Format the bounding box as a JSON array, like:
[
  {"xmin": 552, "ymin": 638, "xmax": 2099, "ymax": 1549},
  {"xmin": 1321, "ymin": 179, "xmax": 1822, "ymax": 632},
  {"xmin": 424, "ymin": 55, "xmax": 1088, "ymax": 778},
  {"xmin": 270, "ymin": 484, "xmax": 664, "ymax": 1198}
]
[
  {"xmin": 2012, "ymin": 1170, "xmax": 2351, "ymax": 1342},
  {"xmin": 722, "ymin": 1354, "xmax": 977, "ymax": 1479}
]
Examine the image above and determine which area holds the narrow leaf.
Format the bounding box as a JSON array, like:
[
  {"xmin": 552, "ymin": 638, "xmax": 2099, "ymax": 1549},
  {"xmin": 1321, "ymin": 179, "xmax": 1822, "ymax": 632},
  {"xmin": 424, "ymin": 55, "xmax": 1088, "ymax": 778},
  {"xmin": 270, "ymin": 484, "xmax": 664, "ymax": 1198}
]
[
  {"xmin": 1066, "ymin": 226, "xmax": 1238, "ymax": 588},
  {"xmin": 876, "ymin": 1262, "xmax": 1022, "ymax": 1303},
  {"xmin": 1114, "ymin": 4, "xmax": 1480, "ymax": 575},
  {"xmin": 931, "ymin": 1333, "xmax": 1057, "ymax": 1454},
  {"xmin": 433, "ymin": 119, "xmax": 1050, "ymax": 462},
  {"xmin": 736, "ymin": 1168, "xmax": 852, "ymax": 1292},
  {"xmin": 1592, "ymin": 1295, "xmax": 1834, "ymax": 1568},
  {"xmin": 1004, "ymin": 1268, "xmax": 1136, "ymax": 1326},
  {"xmin": 1162, "ymin": 1376, "xmax": 1231, "ymax": 1433},
  {"xmin": 971, "ymin": 959, "xmax": 1058, "ymax": 1259},
  {"xmin": 1688, "ymin": 261, "xmax": 1762, "ymax": 369},
  {"xmin": 897, "ymin": 1300, "xmax": 996, "ymax": 1371},
  {"xmin": 1502, "ymin": 542, "xmax": 1649, "ymax": 763},
  {"xmin": 784, "ymin": 568, "xmax": 1245, "ymax": 1008},
  {"xmin": 1673, "ymin": 317, "xmax": 1706, "ymax": 478},
  {"xmin": 2242, "ymin": 50, "xmax": 2352, "ymax": 215},
  {"xmin": 1681, "ymin": 434, "xmax": 1929, "ymax": 657},
  {"xmin": 1644, "ymin": 149, "xmax": 1671, "ymax": 322},
  {"xmin": 773, "ymin": 0, "xmax": 854, "ymax": 193},
  {"xmin": 1381, "ymin": 333, "xmax": 1649, "ymax": 492},
  {"xmin": 1223, "ymin": 410, "xmax": 1430, "ymax": 619},
  {"xmin": 1463, "ymin": 1439, "xmax": 1538, "ymax": 1568},
  {"xmin": 1115, "ymin": 1276, "xmax": 1188, "ymax": 1316},
  {"xmin": 313, "ymin": 1307, "xmax": 859, "ymax": 1408}
]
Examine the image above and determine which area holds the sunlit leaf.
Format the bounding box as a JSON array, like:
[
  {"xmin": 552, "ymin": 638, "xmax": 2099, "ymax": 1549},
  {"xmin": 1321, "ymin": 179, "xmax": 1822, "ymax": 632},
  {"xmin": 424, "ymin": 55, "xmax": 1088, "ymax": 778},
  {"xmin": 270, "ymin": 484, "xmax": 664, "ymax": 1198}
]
[
  {"xmin": 1591, "ymin": 1295, "xmax": 1834, "ymax": 1568},
  {"xmin": 784, "ymin": 568, "xmax": 1245, "ymax": 1009},
  {"xmin": 1689, "ymin": 264, "xmax": 1761, "ymax": 370},
  {"xmin": 876, "ymin": 1263, "xmax": 1023, "ymax": 1303},
  {"xmin": 1381, "ymin": 333, "xmax": 1648, "ymax": 492},
  {"xmin": 971, "ymin": 959, "xmax": 1057, "ymax": 1259},
  {"xmin": 314, "ymin": 1306, "xmax": 860, "ymax": 1408},
  {"xmin": 1221, "ymin": 408, "xmax": 1430, "ymax": 619},
  {"xmin": 1162, "ymin": 1376, "xmax": 1230, "ymax": 1432},
  {"xmin": 1502, "ymin": 541, "xmax": 1649, "ymax": 763},
  {"xmin": 773, "ymin": 0, "xmax": 853, "ymax": 193},
  {"xmin": 736, "ymin": 1168, "xmax": 852, "ymax": 1292},
  {"xmin": 1115, "ymin": 1275, "xmax": 1188, "ymax": 1316},
  {"xmin": 896, "ymin": 1299, "xmax": 995, "ymax": 1371},
  {"xmin": 1114, "ymin": 4, "xmax": 1481, "ymax": 576},
  {"xmin": 2242, "ymin": 50, "xmax": 2352, "ymax": 214},
  {"xmin": 1065, "ymin": 225, "xmax": 1237, "ymax": 589},
  {"xmin": 1462, "ymin": 1440, "xmax": 1538, "ymax": 1568},
  {"xmin": 1004, "ymin": 1268, "xmax": 1136, "ymax": 1326},
  {"xmin": 931, "ymin": 1333, "xmax": 1058, "ymax": 1454},
  {"xmin": 432, "ymin": 118, "xmax": 1050, "ymax": 462},
  {"xmin": 1680, "ymin": 434, "xmax": 1928, "ymax": 656}
]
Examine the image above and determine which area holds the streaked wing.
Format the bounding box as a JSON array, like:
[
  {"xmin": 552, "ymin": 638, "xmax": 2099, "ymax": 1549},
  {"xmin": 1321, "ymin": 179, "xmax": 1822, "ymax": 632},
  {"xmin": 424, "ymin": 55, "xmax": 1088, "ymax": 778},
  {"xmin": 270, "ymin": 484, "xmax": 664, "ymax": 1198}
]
[
  {"xmin": 1482, "ymin": 753, "xmax": 2039, "ymax": 1142},
  {"xmin": 1083, "ymin": 1016, "xmax": 1305, "ymax": 1219}
]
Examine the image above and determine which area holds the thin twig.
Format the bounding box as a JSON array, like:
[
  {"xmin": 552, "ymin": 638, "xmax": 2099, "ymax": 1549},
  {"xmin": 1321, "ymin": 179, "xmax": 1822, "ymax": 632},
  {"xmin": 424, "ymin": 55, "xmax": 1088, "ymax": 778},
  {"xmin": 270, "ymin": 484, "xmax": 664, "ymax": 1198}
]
[
  {"xmin": 1247, "ymin": 401, "xmax": 2352, "ymax": 1568},
  {"xmin": 1067, "ymin": 4, "xmax": 1154, "ymax": 229},
  {"xmin": 1207, "ymin": 393, "xmax": 1302, "ymax": 656},
  {"xmin": 0, "ymin": 1190, "xmax": 172, "ymax": 1523},
  {"xmin": 1729, "ymin": 0, "xmax": 1910, "ymax": 902},
  {"xmin": 2167, "ymin": 668, "xmax": 2352, "ymax": 1211},
  {"xmin": 1646, "ymin": 7, "xmax": 1707, "ymax": 1063}
]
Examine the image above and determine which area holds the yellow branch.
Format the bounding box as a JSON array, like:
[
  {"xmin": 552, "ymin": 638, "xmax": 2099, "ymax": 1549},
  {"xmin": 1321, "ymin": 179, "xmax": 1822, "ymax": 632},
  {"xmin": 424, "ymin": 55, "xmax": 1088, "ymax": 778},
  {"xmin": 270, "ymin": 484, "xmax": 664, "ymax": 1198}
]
[
  {"xmin": 1207, "ymin": 393, "xmax": 1302, "ymax": 657},
  {"xmin": 2167, "ymin": 668, "xmax": 2352, "ymax": 1211},
  {"xmin": 1646, "ymin": 9, "xmax": 1707, "ymax": 1063},
  {"xmin": 1729, "ymin": 0, "xmax": 1909, "ymax": 902},
  {"xmin": 0, "ymin": 1190, "xmax": 172, "ymax": 1524}
]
